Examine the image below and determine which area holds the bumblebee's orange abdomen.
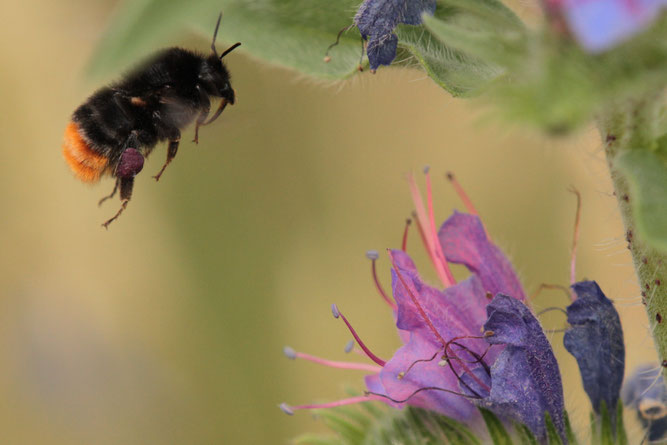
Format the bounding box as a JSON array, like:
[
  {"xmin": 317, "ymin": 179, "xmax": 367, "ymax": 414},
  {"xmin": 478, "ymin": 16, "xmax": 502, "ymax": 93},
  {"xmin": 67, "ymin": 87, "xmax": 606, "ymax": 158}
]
[{"xmin": 62, "ymin": 121, "xmax": 108, "ymax": 183}]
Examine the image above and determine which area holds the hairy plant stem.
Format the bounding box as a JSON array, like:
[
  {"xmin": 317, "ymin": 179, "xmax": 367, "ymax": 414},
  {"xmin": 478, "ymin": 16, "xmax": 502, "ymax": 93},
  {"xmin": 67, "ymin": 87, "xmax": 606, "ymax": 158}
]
[{"xmin": 598, "ymin": 94, "xmax": 667, "ymax": 375}]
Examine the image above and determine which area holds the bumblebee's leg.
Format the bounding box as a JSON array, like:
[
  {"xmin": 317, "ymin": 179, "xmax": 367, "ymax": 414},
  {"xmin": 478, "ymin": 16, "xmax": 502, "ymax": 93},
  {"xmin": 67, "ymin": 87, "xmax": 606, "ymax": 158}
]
[
  {"xmin": 98, "ymin": 178, "xmax": 120, "ymax": 207},
  {"xmin": 193, "ymin": 85, "xmax": 211, "ymax": 144},
  {"xmin": 153, "ymin": 128, "xmax": 181, "ymax": 182},
  {"xmin": 101, "ymin": 177, "xmax": 134, "ymax": 229}
]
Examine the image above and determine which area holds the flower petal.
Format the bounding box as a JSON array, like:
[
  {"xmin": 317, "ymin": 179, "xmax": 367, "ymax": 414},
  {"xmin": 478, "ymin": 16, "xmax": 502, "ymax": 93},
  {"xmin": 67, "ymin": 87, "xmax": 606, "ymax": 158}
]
[
  {"xmin": 390, "ymin": 249, "xmax": 490, "ymax": 342},
  {"xmin": 564, "ymin": 281, "xmax": 625, "ymax": 419},
  {"xmin": 373, "ymin": 328, "xmax": 478, "ymax": 419},
  {"xmin": 481, "ymin": 294, "xmax": 566, "ymax": 442},
  {"xmin": 438, "ymin": 212, "xmax": 526, "ymax": 301}
]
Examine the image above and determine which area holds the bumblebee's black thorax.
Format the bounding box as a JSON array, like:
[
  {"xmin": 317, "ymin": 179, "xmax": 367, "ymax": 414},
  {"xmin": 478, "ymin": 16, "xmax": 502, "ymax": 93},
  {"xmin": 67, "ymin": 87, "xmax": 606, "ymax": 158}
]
[{"xmin": 72, "ymin": 48, "xmax": 223, "ymax": 166}]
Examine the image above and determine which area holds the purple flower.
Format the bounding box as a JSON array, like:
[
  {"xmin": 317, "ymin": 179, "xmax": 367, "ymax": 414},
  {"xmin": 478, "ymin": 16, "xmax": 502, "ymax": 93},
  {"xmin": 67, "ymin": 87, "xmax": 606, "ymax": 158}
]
[
  {"xmin": 544, "ymin": 0, "xmax": 667, "ymax": 52},
  {"xmin": 281, "ymin": 171, "xmax": 565, "ymax": 442},
  {"xmin": 622, "ymin": 364, "xmax": 667, "ymax": 441},
  {"xmin": 354, "ymin": 0, "xmax": 436, "ymax": 71},
  {"xmin": 481, "ymin": 294, "xmax": 566, "ymax": 442},
  {"xmin": 564, "ymin": 280, "xmax": 625, "ymax": 421}
]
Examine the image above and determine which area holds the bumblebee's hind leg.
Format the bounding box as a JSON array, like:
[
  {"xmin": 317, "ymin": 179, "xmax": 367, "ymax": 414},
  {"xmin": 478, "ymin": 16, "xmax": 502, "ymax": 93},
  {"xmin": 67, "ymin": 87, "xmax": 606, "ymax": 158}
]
[
  {"xmin": 101, "ymin": 147, "xmax": 144, "ymax": 229},
  {"xmin": 101, "ymin": 177, "xmax": 134, "ymax": 229},
  {"xmin": 98, "ymin": 178, "xmax": 120, "ymax": 207},
  {"xmin": 153, "ymin": 128, "xmax": 181, "ymax": 182}
]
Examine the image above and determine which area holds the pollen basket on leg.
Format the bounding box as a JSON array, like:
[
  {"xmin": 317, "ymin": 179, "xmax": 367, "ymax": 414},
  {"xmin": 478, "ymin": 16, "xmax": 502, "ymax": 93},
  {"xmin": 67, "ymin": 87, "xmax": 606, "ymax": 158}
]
[{"xmin": 62, "ymin": 121, "xmax": 108, "ymax": 183}]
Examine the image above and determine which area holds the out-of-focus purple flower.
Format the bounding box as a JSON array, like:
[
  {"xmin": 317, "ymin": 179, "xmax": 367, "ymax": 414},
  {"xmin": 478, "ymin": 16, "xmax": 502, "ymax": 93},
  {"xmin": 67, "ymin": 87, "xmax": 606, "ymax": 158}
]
[
  {"xmin": 280, "ymin": 171, "xmax": 565, "ymax": 442},
  {"xmin": 544, "ymin": 0, "xmax": 667, "ymax": 52},
  {"xmin": 622, "ymin": 364, "xmax": 667, "ymax": 441},
  {"xmin": 354, "ymin": 0, "xmax": 436, "ymax": 71},
  {"xmin": 564, "ymin": 280, "xmax": 625, "ymax": 422},
  {"xmin": 480, "ymin": 294, "xmax": 566, "ymax": 443}
]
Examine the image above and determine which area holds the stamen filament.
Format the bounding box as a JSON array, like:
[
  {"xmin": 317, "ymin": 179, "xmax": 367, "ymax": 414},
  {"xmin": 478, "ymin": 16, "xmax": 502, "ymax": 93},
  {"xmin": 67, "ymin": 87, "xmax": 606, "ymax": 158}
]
[
  {"xmin": 293, "ymin": 351, "xmax": 382, "ymax": 373},
  {"xmin": 425, "ymin": 168, "xmax": 456, "ymax": 286},
  {"xmin": 407, "ymin": 173, "xmax": 453, "ymax": 288},
  {"xmin": 367, "ymin": 251, "xmax": 397, "ymax": 310},
  {"xmin": 281, "ymin": 395, "xmax": 379, "ymax": 414},
  {"xmin": 366, "ymin": 386, "xmax": 481, "ymax": 404},
  {"xmin": 401, "ymin": 218, "xmax": 411, "ymax": 252},
  {"xmin": 334, "ymin": 305, "xmax": 387, "ymax": 366},
  {"xmin": 446, "ymin": 172, "xmax": 479, "ymax": 216}
]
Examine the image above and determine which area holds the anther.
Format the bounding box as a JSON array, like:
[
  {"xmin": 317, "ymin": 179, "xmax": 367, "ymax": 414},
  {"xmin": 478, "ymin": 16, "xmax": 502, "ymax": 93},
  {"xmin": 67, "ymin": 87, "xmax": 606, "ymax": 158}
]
[
  {"xmin": 323, "ymin": 56, "xmax": 331, "ymax": 63},
  {"xmin": 366, "ymin": 250, "xmax": 379, "ymax": 260},
  {"xmin": 331, "ymin": 304, "xmax": 340, "ymax": 319},
  {"xmin": 283, "ymin": 346, "xmax": 297, "ymax": 359},
  {"xmin": 485, "ymin": 291, "xmax": 493, "ymax": 300},
  {"xmin": 657, "ymin": 279, "xmax": 662, "ymax": 286},
  {"xmin": 483, "ymin": 330, "xmax": 494, "ymax": 337},
  {"xmin": 397, "ymin": 372, "xmax": 405, "ymax": 379},
  {"xmin": 438, "ymin": 359, "xmax": 448, "ymax": 367},
  {"xmin": 662, "ymin": 360, "xmax": 667, "ymax": 368},
  {"xmin": 401, "ymin": 218, "xmax": 412, "ymax": 252},
  {"xmin": 344, "ymin": 340, "xmax": 354, "ymax": 353},
  {"xmin": 657, "ymin": 313, "xmax": 663, "ymax": 324},
  {"xmin": 279, "ymin": 403, "xmax": 294, "ymax": 415}
]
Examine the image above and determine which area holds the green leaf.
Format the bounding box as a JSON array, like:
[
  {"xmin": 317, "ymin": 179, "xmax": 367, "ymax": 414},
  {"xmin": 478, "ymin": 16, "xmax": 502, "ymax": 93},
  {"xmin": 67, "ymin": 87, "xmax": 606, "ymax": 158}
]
[
  {"xmin": 615, "ymin": 402, "xmax": 628, "ymax": 445},
  {"xmin": 514, "ymin": 423, "xmax": 539, "ymax": 445},
  {"xmin": 563, "ymin": 411, "xmax": 580, "ymax": 445},
  {"xmin": 598, "ymin": 402, "xmax": 614, "ymax": 445},
  {"xmin": 544, "ymin": 413, "xmax": 563, "ymax": 445},
  {"xmin": 616, "ymin": 150, "xmax": 667, "ymax": 253},
  {"xmin": 480, "ymin": 408, "xmax": 513, "ymax": 445},
  {"xmin": 88, "ymin": 0, "xmax": 363, "ymax": 80}
]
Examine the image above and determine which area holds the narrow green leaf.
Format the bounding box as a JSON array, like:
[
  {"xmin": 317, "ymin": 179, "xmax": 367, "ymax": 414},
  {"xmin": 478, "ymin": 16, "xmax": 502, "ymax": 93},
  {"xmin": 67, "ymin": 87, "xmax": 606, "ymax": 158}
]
[
  {"xmin": 434, "ymin": 414, "xmax": 482, "ymax": 445},
  {"xmin": 544, "ymin": 413, "xmax": 563, "ymax": 445},
  {"xmin": 563, "ymin": 411, "xmax": 580, "ymax": 445},
  {"xmin": 616, "ymin": 150, "xmax": 667, "ymax": 253},
  {"xmin": 598, "ymin": 402, "xmax": 614, "ymax": 445},
  {"xmin": 615, "ymin": 402, "xmax": 628, "ymax": 445},
  {"xmin": 480, "ymin": 408, "xmax": 513, "ymax": 445},
  {"xmin": 514, "ymin": 423, "xmax": 539, "ymax": 445}
]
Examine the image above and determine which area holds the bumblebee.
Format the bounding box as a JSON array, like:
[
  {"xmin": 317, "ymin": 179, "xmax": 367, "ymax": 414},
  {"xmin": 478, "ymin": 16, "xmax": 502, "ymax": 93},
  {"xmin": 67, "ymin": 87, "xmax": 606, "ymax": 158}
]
[{"xmin": 63, "ymin": 14, "xmax": 240, "ymax": 228}]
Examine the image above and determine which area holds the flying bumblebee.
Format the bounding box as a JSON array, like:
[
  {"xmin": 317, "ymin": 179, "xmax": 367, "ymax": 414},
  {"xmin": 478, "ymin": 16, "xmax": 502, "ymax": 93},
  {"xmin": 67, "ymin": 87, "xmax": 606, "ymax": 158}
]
[{"xmin": 62, "ymin": 14, "xmax": 240, "ymax": 228}]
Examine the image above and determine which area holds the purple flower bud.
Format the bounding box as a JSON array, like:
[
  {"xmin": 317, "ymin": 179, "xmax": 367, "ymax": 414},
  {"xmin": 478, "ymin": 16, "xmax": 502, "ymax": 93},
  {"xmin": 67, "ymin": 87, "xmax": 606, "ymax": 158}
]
[
  {"xmin": 481, "ymin": 294, "xmax": 566, "ymax": 443},
  {"xmin": 564, "ymin": 281, "xmax": 624, "ymax": 421},
  {"xmin": 354, "ymin": 0, "xmax": 436, "ymax": 70},
  {"xmin": 622, "ymin": 364, "xmax": 667, "ymax": 441}
]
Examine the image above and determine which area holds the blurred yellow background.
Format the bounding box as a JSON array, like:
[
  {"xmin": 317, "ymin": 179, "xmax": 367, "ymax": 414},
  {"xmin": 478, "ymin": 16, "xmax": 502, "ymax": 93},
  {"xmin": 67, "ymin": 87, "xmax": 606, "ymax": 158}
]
[{"xmin": 0, "ymin": 0, "xmax": 655, "ymax": 443}]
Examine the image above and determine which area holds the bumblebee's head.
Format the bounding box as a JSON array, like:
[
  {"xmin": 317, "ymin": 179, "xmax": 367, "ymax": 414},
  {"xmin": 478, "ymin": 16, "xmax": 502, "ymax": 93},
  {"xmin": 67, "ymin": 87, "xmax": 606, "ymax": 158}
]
[
  {"xmin": 204, "ymin": 13, "xmax": 240, "ymax": 104},
  {"xmin": 203, "ymin": 55, "xmax": 236, "ymax": 104}
]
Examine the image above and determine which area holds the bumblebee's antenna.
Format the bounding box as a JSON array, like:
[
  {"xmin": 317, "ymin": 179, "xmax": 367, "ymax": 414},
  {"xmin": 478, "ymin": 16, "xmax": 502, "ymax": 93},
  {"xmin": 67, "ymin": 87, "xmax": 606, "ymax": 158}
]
[
  {"xmin": 211, "ymin": 12, "xmax": 223, "ymax": 57},
  {"xmin": 220, "ymin": 42, "xmax": 241, "ymax": 59}
]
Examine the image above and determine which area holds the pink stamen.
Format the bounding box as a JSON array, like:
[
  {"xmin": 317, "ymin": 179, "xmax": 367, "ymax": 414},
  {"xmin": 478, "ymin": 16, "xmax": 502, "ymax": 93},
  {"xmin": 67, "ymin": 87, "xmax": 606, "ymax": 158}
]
[
  {"xmin": 367, "ymin": 251, "xmax": 397, "ymax": 310},
  {"xmin": 407, "ymin": 173, "xmax": 454, "ymax": 288},
  {"xmin": 293, "ymin": 351, "xmax": 382, "ymax": 373},
  {"xmin": 333, "ymin": 305, "xmax": 387, "ymax": 367},
  {"xmin": 569, "ymin": 187, "xmax": 582, "ymax": 299},
  {"xmin": 401, "ymin": 218, "xmax": 411, "ymax": 252},
  {"xmin": 281, "ymin": 395, "xmax": 382, "ymax": 414},
  {"xmin": 446, "ymin": 172, "xmax": 479, "ymax": 216},
  {"xmin": 425, "ymin": 169, "xmax": 456, "ymax": 286}
]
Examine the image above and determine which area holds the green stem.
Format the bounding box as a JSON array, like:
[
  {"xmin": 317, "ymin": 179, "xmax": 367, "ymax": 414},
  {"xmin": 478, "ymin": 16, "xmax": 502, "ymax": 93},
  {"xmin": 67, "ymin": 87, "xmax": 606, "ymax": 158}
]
[{"xmin": 598, "ymin": 94, "xmax": 667, "ymax": 375}]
